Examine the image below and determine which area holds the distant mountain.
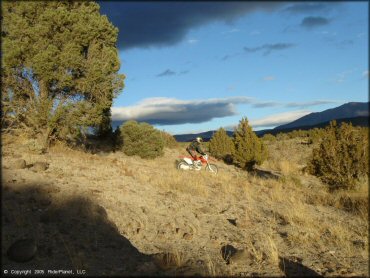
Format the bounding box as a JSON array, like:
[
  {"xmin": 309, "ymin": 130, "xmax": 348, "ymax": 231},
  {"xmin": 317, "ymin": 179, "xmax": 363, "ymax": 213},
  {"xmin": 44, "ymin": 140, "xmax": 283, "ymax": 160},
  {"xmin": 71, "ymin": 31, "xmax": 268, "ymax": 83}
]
[
  {"xmin": 256, "ymin": 116, "xmax": 369, "ymax": 136},
  {"xmin": 173, "ymin": 102, "xmax": 369, "ymax": 141},
  {"xmin": 274, "ymin": 102, "xmax": 369, "ymax": 130},
  {"xmin": 173, "ymin": 130, "xmax": 233, "ymax": 142}
]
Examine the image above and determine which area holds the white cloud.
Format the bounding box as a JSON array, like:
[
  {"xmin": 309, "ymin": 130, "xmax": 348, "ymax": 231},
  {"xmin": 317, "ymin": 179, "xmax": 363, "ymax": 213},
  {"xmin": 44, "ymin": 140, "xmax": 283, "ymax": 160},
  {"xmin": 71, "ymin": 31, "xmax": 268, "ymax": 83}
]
[
  {"xmin": 362, "ymin": 70, "xmax": 369, "ymax": 79},
  {"xmin": 224, "ymin": 110, "xmax": 312, "ymax": 130},
  {"xmin": 111, "ymin": 97, "xmax": 253, "ymax": 125},
  {"xmin": 251, "ymin": 110, "xmax": 311, "ymax": 127}
]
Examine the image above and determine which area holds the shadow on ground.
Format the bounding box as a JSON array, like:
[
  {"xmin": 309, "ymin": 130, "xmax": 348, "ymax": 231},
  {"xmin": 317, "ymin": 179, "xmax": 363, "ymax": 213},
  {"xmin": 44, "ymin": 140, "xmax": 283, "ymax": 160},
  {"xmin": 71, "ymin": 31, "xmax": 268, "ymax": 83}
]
[
  {"xmin": 2, "ymin": 182, "xmax": 161, "ymax": 276},
  {"xmin": 252, "ymin": 167, "xmax": 282, "ymax": 180},
  {"xmin": 279, "ymin": 256, "xmax": 322, "ymax": 277}
]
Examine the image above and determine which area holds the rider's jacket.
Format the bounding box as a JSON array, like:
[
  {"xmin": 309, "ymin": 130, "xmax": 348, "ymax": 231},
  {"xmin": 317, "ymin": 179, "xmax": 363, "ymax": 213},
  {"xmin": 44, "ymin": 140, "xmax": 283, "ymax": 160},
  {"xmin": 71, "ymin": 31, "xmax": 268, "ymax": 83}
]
[{"xmin": 187, "ymin": 140, "xmax": 206, "ymax": 155}]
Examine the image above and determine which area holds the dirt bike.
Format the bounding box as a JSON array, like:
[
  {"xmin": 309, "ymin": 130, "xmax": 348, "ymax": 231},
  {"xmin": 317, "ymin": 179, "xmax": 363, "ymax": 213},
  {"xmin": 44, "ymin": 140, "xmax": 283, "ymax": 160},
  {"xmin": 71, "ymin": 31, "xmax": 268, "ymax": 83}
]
[{"xmin": 177, "ymin": 154, "xmax": 218, "ymax": 174}]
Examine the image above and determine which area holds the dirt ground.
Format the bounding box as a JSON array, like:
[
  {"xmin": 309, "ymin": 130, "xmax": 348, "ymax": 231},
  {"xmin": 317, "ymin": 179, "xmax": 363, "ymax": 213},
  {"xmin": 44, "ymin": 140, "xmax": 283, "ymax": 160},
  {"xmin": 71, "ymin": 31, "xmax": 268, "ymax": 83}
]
[{"xmin": 1, "ymin": 135, "xmax": 368, "ymax": 276}]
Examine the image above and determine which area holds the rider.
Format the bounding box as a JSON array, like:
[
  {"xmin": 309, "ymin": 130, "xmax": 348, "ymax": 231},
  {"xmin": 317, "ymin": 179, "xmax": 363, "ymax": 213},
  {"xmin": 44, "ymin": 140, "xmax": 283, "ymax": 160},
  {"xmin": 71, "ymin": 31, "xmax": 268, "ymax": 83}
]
[{"xmin": 186, "ymin": 137, "xmax": 206, "ymax": 167}]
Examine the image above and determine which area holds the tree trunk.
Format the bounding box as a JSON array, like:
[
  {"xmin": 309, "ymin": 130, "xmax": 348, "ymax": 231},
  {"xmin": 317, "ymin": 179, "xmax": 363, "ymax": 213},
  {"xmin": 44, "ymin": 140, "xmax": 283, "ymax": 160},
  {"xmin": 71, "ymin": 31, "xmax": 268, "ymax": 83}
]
[{"xmin": 38, "ymin": 80, "xmax": 51, "ymax": 151}]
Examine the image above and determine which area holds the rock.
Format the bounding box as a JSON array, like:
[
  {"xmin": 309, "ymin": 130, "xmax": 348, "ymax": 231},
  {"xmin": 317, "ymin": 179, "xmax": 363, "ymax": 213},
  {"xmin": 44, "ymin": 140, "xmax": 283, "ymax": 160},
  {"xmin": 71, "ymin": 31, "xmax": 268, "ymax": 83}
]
[
  {"xmin": 221, "ymin": 244, "xmax": 238, "ymax": 264},
  {"xmin": 7, "ymin": 239, "xmax": 37, "ymax": 262},
  {"xmin": 30, "ymin": 162, "xmax": 49, "ymax": 172},
  {"xmin": 183, "ymin": 233, "xmax": 193, "ymax": 240},
  {"xmin": 227, "ymin": 218, "xmax": 237, "ymax": 226},
  {"xmin": 13, "ymin": 159, "xmax": 26, "ymax": 169}
]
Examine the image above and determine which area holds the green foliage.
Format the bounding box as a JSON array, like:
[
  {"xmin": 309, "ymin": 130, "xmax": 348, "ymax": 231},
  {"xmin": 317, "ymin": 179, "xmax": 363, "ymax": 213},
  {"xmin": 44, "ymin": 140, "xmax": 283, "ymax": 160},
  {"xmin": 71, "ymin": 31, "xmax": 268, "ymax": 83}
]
[
  {"xmin": 276, "ymin": 132, "xmax": 289, "ymax": 140},
  {"xmin": 159, "ymin": 130, "xmax": 179, "ymax": 149},
  {"xmin": 1, "ymin": 1, "xmax": 124, "ymax": 147},
  {"xmin": 261, "ymin": 133, "xmax": 276, "ymax": 142},
  {"xmin": 308, "ymin": 121, "xmax": 369, "ymax": 190},
  {"xmin": 233, "ymin": 118, "xmax": 268, "ymax": 170},
  {"xmin": 119, "ymin": 121, "xmax": 164, "ymax": 159},
  {"xmin": 307, "ymin": 128, "xmax": 326, "ymax": 144},
  {"xmin": 209, "ymin": 128, "xmax": 235, "ymax": 160}
]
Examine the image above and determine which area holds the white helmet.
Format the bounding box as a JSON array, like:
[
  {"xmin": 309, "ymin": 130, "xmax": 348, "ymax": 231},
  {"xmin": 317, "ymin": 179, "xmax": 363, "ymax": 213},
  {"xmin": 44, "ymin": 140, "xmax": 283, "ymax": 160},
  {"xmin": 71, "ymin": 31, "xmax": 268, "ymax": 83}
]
[{"xmin": 196, "ymin": 137, "xmax": 203, "ymax": 143}]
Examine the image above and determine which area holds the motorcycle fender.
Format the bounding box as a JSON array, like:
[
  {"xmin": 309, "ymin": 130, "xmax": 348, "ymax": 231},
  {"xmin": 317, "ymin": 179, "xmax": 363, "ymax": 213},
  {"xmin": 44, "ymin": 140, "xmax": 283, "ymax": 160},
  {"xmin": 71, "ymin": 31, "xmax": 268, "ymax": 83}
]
[{"xmin": 183, "ymin": 158, "xmax": 193, "ymax": 165}]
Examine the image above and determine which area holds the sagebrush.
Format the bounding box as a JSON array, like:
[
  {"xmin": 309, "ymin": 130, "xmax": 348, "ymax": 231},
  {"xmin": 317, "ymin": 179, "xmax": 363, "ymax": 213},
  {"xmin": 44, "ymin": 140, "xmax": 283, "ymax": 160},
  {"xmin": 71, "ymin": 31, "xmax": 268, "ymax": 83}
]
[{"xmin": 119, "ymin": 121, "xmax": 164, "ymax": 159}]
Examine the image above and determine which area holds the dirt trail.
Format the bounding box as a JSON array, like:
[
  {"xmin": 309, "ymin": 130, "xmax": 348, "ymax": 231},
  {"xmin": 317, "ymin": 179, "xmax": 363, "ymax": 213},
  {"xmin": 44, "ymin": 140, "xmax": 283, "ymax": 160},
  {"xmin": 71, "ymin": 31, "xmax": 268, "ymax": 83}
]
[{"xmin": 2, "ymin": 140, "xmax": 368, "ymax": 276}]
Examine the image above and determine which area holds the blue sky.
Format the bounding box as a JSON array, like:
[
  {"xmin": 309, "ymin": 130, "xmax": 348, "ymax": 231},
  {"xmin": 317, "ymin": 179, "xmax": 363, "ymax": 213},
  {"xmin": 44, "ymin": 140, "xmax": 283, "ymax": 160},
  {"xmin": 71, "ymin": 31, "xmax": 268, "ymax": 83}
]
[{"xmin": 99, "ymin": 2, "xmax": 368, "ymax": 134}]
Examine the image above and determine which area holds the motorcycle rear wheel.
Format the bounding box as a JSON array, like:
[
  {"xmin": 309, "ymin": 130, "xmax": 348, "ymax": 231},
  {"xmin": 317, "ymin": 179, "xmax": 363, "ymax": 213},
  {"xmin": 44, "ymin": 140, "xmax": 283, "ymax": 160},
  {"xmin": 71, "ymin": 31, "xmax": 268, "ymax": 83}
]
[{"xmin": 177, "ymin": 161, "xmax": 191, "ymax": 171}]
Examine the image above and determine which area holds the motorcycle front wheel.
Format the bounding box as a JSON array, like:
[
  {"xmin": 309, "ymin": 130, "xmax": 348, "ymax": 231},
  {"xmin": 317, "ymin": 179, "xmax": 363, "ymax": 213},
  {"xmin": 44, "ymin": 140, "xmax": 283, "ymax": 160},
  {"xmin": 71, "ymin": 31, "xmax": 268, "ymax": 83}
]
[
  {"xmin": 177, "ymin": 161, "xmax": 191, "ymax": 171},
  {"xmin": 205, "ymin": 164, "xmax": 218, "ymax": 174}
]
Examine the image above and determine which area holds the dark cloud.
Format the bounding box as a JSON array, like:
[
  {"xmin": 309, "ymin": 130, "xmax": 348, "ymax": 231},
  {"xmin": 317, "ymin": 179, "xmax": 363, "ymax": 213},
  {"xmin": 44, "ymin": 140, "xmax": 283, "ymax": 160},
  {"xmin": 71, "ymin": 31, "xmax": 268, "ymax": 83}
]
[
  {"xmin": 244, "ymin": 43, "xmax": 296, "ymax": 55},
  {"xmin": 252, "ymin": 101, "xmax": 279, "ymax": 108},
  {"xmin": 156, "ymin": 69, "xmax": 176, "ymax": 77},
  {"xmin": 283, "ymin": 3, "xmax": 329, "ymax": 14},
  {"xmin": 98, "ymin": 2, "xmax": 284, "ymax": 49},
  {"xmin": 156, "ymin": 69, "xmax": 189, "ymax": 77},
  {"xmin": 301, "ymin": 16, "xmax": 330, "ymax": 28},
  {"xmin": 111, "ymin": 97, "xmax": 253, "ymax": 125},
  {"xmin": 221, "ymin": 52, "xmax": 242, "ymax": 61}
]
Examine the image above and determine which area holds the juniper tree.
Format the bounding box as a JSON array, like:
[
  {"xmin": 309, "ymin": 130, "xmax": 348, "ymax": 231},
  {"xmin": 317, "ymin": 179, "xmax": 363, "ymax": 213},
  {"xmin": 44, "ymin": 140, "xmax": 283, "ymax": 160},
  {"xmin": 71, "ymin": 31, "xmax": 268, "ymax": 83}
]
[
  {"xmin": 1, "ymin": 1, "xmax": 124, "ymax": 147},
  {"xmin": 233, "ymin": 117, "xmax": 268, "ymax": 170},
  {"xmin": 209, "ymin": 128, "xmax": 234, "ymax": 160},
  {"xmin": 308, "ymin": 121, "xmax": 369, "ymax": 190}
]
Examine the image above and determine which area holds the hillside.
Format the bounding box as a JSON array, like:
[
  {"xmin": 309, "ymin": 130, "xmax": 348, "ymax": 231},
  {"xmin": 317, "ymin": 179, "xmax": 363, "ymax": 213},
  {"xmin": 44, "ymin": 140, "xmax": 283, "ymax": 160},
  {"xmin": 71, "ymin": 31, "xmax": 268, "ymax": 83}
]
[
  {"xmin": 2, "ymin": 133, "xmax": 368, "ymax": 276},
  {"xmin": 275, "ymin": 102, "xmax": 369, "ymax": 130}
]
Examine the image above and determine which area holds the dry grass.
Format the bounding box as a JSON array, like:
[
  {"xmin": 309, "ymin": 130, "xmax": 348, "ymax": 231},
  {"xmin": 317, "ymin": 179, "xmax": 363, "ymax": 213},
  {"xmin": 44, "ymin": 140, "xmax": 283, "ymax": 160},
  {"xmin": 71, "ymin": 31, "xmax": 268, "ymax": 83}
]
[
  {"xmin": 2, "ymin": 132, "xmax": 368, "ymax": 276},
  {"xmin": 154, "ymin": 250, "xmax": 187, "ymax": 270}
]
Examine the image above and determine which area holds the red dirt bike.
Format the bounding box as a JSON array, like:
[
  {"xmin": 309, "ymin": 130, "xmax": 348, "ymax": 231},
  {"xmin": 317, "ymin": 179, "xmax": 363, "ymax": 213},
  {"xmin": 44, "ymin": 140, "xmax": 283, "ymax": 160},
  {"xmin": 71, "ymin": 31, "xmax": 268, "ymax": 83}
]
[{"xmin": 177, "ymin": 154, "xmax": 218, "ymax": 174}]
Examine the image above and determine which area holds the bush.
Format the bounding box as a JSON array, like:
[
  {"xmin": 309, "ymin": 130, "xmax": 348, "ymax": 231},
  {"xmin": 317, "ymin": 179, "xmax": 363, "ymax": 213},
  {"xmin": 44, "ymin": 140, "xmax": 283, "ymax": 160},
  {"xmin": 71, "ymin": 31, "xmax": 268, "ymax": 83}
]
[
  {"xmin": 209, "ymin": 128, "xmax": 235, "ymax": 160},
  {"xmin": 119, "ymin": 121, "xmax": 164, "ymax": 159},
  {"xmin": 276, "ymin": 132, "xmax": 288, "ymax": 140},
  {"xmin": 261, "ymin": 133, "xmax": 276, "ymax": 142},
  {"xmin": 307, "ymin": 121, "xmax": 369, "ymax": 190},
  {"xmin": 159, "ymin": 131, "xmax": 179, "ymax": 149},
  {"xmin": 233, "ymin": 117, "xmax": 268, "ymax": 170}
]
